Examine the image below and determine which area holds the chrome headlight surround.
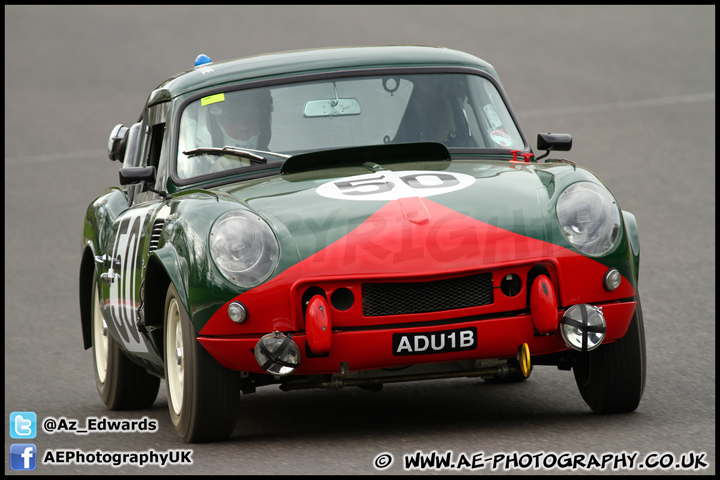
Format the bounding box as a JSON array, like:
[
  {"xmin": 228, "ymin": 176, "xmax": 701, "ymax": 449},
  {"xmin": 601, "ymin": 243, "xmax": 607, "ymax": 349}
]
[
  {"xmin": 209, "ymin": 210, "xmax": 279, "ymax": 288},
  {"xmin": 556, "ymin": 182, "xmax": 621, "ymax": 256},
  {"xmin": 254, "ymin": 332, "xmax": 301, "ymax": 376},
  {"xmin": 560, "ymin": 304, "xmax": 607, "ymax": 352}
]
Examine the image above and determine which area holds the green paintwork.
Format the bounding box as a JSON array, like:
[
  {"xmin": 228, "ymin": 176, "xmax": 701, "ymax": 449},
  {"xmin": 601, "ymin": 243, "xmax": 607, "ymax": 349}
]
[
  {"xmin": 162, "ymin": 158, "xmax": 637, "ymax": 330},
  {"xmin": 228, "ymin": 159, "xmax": 638, "ymax": 275},
  {"xmin": 82, "ymin": 155, "xmax": 640, "ymax": 346}
]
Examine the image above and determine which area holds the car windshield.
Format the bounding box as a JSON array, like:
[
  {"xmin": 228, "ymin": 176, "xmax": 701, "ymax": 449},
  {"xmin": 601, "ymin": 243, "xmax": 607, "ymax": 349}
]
[{"xmin": 176, "ymin": 73, "xmax": 524, "ymax": 179}]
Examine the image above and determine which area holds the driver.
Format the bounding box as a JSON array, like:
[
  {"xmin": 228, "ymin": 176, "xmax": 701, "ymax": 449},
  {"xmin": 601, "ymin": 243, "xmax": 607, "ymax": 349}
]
[
  {"xmin": 216, "ymin": 105, "xmax": 262, "ymax": 150},
  {"xmin": 211, "ymin": 88, "xmax": 273, "ymax": 152}
]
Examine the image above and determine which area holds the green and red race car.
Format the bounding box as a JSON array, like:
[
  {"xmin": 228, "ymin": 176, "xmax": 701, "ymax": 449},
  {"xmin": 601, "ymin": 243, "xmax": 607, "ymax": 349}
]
[{"xmin": 79, "ymin": 46, "xmax": 645, "ymax": 443}]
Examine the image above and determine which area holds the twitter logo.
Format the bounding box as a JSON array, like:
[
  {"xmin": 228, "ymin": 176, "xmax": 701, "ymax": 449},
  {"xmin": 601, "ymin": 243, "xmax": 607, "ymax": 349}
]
[{"xmin": 10, "ymin": 412, "xmax": 37, "ymax": 439}]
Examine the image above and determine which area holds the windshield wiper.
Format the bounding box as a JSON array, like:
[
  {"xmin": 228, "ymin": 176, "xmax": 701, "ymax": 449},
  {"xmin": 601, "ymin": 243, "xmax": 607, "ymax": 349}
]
[{"xmin": 182, "ymin": 146, "xmax": 286, "ymax": 165}]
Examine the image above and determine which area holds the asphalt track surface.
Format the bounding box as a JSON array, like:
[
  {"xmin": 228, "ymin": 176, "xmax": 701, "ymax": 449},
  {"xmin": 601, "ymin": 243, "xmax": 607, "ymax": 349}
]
[{"xmin": 5, "ymin": 5, "xmax": 715, "ymax": 475}]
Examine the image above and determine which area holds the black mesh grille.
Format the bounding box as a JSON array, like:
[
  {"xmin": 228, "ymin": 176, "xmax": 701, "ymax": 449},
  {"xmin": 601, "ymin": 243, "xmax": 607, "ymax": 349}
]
[{"xmin": 362, "ymin": 273, "xmax": 493, "ymax": 317}]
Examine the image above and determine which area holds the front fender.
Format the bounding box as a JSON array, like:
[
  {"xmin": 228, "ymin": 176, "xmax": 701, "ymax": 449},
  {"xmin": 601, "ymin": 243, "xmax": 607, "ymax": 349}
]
[
  {"xmin": 149, "ymin": 244, "xmax": 189, "ymax": 316},
  {"xmin": 154, "ymin": 195, "xmax": 248, "ymax": 334}
]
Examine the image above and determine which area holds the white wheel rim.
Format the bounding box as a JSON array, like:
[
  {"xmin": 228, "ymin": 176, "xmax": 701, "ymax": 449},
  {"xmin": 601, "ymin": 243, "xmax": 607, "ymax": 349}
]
[
  {"xmin": 166, "ymin": 297, "xmax": 184, "ymax": 416},
  {"xmin": 92, "ymin": 282, "xmax": 108, "ymax": 383}
]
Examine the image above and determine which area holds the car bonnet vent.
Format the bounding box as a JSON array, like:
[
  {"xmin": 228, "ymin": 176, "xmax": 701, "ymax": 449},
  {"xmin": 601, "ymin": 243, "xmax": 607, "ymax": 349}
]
[
  {"xmin": 149, "ymin": 219, "xmax": 164, "ymax": 251},
  {"xmin": 280, "ymin": 142, "xmax": 450, "ymax": 175}
]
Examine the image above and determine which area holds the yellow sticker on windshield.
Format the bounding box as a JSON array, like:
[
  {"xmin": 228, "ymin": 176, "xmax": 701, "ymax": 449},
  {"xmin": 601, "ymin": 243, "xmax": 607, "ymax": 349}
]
[{"xmin": 201, "ymin": 93, "xmax": 225, "ymax": 106}]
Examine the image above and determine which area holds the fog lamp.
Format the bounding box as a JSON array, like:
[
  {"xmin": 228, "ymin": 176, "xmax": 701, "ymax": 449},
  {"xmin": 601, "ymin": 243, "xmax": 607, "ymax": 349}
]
[
  {"xmin": 254, "ymin": 332, "xmax": 300, "ymax": 376},
  {"xmin": 560, "ymin": 304, "xmax": 606, "ymax": 352},
  {"xmin": 603, "ymin": 268, "xmax": 622, "ymax": 291},
  {"xmin": 227, "ymin": 301, "xmax": 247, "ymax": 323}
]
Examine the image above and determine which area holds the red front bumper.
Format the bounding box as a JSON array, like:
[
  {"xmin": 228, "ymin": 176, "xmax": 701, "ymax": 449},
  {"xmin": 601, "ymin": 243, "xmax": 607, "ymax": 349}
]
[{"xmin": 198, "ymin": 300, "xmax": 637, "ymax": 374}]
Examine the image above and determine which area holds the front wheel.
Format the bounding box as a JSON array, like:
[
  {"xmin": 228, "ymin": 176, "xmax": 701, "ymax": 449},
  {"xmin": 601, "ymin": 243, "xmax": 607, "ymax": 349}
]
[
  {"xmin": 164, "ymin": 283, "xmax": 241, "ymax": 443},
  {"xmin": 91, "ymin": 272, "xmax": 160, "ymax": 410},
  {"xmin": 573, "ymin": 298, "xmax": 646, "ymax": 413}
]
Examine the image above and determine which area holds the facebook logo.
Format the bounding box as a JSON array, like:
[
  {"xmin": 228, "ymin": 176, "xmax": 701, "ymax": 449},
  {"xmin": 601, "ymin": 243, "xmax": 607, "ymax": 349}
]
[
  {"xmin": 10, "ymin": 411, "xmax": 37, "ymax": 439},
  {"xmin": 10, "ymin": 444, "xmax": 37, "ymax": 470}
]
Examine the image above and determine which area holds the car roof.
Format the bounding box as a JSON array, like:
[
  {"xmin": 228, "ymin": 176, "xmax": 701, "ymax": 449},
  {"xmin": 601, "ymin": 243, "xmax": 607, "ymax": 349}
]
[{"xmin": 145, "ymin": 46, "xmax": 499, "ymax": 107}]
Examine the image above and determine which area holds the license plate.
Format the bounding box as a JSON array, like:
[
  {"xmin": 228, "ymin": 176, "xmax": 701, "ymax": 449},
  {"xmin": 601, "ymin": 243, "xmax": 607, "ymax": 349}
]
[{"xmin": 392, "ymin": 327, "xmax": 477, "ymax": 356}]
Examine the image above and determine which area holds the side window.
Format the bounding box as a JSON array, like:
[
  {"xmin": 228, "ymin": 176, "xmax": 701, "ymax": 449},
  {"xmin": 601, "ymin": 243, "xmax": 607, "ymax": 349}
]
[
  {"xmin": 122, "ymin": 122, "xmax": 143, "ymax": 169},
  {"xmin": 145, "ymin": 123, "xmax": 165, "ymax": 171},
  {"xmin": 134, "ymin": 102, "xmax": 168, "ymax": 204},
  {"xmin": 122, "ymin": 122, "xmax": 143, "ymax": 205},
  {"xmin": 133, "ymin": 123, "xmax": 165, "ymax": 204}
]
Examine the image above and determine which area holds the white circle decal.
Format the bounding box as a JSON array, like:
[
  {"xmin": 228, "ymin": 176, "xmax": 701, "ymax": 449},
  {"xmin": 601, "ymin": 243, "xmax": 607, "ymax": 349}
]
[
  {"xmin": 316, "ymin": 170, "xmax": 475, "ymax": 201},
  {"xmin": 490, "ymin": 130, "xmax": 513, "ymax": 147}
]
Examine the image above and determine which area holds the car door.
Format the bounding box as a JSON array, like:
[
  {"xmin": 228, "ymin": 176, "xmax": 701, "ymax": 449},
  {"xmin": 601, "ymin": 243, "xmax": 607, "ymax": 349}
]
[{"xmin": 100, "ymin": 102, "xmax": 169, "ymax": 358}]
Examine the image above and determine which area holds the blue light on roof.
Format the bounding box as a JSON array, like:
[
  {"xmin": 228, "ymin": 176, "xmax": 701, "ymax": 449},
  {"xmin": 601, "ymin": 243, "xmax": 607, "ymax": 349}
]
[{"xmin": 195, "ymin": 54, "xmax": 212, "ymax": 67}]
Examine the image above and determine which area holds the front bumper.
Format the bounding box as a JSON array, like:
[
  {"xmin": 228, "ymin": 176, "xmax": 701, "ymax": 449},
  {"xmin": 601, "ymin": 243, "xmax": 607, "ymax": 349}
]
[{"xmin": 198, "ymin": 299, "xmax": 637, "ymax": 374}]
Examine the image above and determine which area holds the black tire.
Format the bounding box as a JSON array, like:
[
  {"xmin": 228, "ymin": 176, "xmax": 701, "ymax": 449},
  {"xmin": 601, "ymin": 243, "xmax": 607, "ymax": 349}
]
[
  {"xmin": 163, "ymin": 282, "xmax": 241, "ymax": 443},
  {"xmin": 573, "ymin": 298, "xmax": 646, "ymax": 413},
  {"xmin": 91, "ymin": 272, "xmax": 160, "ymax": 410}
]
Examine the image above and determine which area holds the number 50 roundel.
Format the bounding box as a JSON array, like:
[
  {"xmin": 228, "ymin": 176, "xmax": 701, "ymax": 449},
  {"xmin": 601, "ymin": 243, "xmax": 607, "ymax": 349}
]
[{"xmin": 316, "ymin": 170, "xmax": 475, "ymax": 201}]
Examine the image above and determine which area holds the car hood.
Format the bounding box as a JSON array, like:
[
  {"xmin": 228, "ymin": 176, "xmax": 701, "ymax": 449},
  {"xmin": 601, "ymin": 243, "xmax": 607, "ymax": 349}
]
[{"xmin": 216, "ymin": 158, "xmax": 562, "ymax": 277}]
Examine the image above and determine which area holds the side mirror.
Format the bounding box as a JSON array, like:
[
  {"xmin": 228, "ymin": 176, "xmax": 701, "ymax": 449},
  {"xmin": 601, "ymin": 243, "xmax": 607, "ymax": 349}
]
[
  {"xmin": 119, "ymin": 166, "xmax": 155, "ymax": 185},
  {"xmin": 108, "ymin": 124, "xmax": 129, "ymax": 161},
  {"xmin": 536, "ymin": 133, "xmax": 572, "ymax": 161},
  {"xmin": 537, "ymin": 133, "xmax": 572, "ymax": 152},
  {"xmin": 119, "ymin": 166, "xmax": 170, "ymax": 199}
]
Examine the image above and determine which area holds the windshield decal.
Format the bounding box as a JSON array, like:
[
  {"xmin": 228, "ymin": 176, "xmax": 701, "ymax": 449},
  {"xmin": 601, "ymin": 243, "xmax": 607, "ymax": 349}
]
[
  {"xmin": 489, "ymin": 130, "xmax": 513, "ymax": 147},
  {"xmin": 200, "ymin": 93, "xmax": 225, "ymax": 106},
  {"xmin": 483, "ymin": 104, "xmax": 503, "ymax": 129}
]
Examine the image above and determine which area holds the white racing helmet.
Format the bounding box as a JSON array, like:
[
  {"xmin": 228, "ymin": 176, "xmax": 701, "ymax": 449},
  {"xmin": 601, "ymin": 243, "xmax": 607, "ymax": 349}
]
[{"xmin": 209, "ymin": 88, "xmax": 273, "ymax": 150}]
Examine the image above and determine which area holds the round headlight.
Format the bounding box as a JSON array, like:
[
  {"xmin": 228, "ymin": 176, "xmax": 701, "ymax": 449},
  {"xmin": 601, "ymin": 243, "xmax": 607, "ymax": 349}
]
[
  {"xmin": 556, "ymin": 182, "xmax": 621, "ymax": 256},
  {"xmin": 210, "ymin": 210, "xmax": 279, "ymax": 288}
]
